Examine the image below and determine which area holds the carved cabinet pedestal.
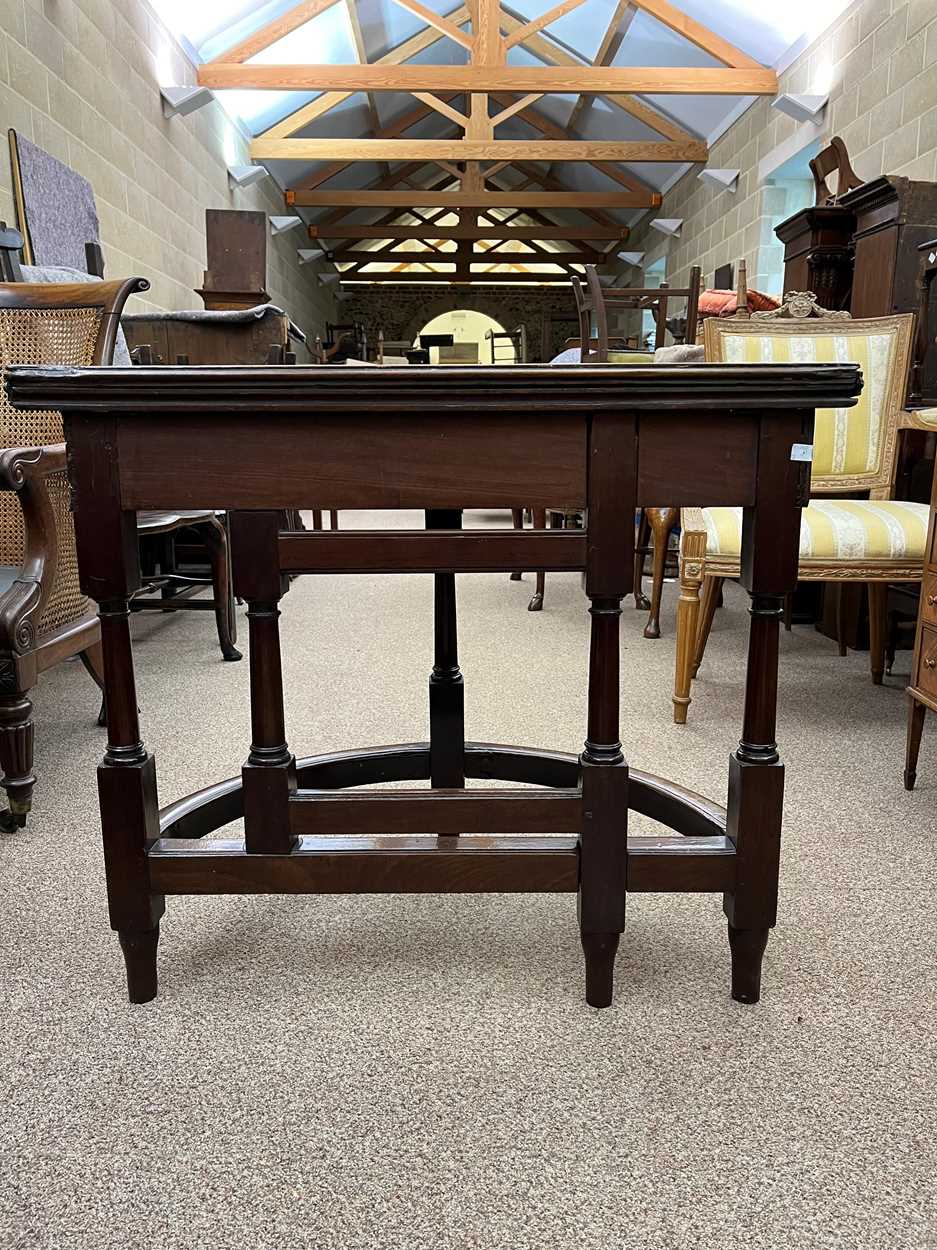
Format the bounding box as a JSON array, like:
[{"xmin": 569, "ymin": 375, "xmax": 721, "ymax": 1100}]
[{"xmin": 775, "ymin": 206, "xmax": 856, "ymax": 311}]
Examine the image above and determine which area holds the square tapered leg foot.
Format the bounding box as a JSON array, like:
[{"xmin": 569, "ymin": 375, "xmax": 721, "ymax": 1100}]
[
  {"xmin": 728, "ymin": 923, "xmax": 769, "ymax": 1004},
  {"xmin": 119, "ymin": 926, "xmax": 160, "ymax": 1004},
  {"xmin": 581, "ymin": 930, "xmax": 620, "ymax": 1008}
]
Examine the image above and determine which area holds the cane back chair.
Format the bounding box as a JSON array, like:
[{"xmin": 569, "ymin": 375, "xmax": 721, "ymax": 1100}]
[
  {"xmin": 673, "ymin": 311, "xmax": 924, "ymax": 723},
  {"xmin": 0, "ymin": 223, "xmax": 241, "ymax": 666},
  {"xmin": 0, "ymin": 277, "xmax": 152, "ymax": 827}
]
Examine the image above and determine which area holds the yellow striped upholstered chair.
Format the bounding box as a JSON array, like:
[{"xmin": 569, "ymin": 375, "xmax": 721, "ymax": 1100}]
[{"xmin": 673, "ymin": 312, "xmax": 926, "ymax": 724}]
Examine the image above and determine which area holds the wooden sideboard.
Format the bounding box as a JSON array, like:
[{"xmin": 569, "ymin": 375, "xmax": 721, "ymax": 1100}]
[{"xmin": 904, "ymin": 464, "xmax": 937, "ymax": 789}]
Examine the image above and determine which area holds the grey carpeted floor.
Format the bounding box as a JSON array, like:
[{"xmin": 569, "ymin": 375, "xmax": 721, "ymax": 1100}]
[{"xmin": 2, "ymin": 510, "xmax": 935, "ymax": 1250}]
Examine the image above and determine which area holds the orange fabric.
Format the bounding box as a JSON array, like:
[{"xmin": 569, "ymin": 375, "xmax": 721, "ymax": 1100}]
[{"xmin": 698, "ymin": 288, "xmax": 781, "ymax": 316}]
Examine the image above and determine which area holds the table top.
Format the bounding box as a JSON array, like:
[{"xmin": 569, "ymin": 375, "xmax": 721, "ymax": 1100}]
[{"xmin": 8, "ymin": 362, "xmax": 862, "ymax": 415}]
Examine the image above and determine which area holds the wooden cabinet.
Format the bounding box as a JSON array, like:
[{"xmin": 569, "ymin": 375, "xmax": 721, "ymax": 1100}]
[
  {"xmin": 840, "ymin": 176, "xmax": 937, "ymax": 321},
  {"xmin": 775, "ymin": 205, "xmax": 856, "ymax": 310},
  {"xmin": 904, "ymin": 467, "xmax": 937, "ymax": 789},
  {"xmin": 841, "ymin": 176, "xmax": 937, "ymax": 502}
]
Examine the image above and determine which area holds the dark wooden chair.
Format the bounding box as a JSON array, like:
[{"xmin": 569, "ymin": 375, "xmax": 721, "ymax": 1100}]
[
  {"xmin": 323, "ymin": 320, "xmax": 367, "ymax": 363},
  {"xmin": 0, "ymin": 274, "xmax": 151, "ymax": 829},
  {"xmin": 581, "ymin": 264, "xmax": 702, "ymax": 637},
  {"xmin": 810, "ymin": 135, "xmax": 863, "ymax": 206},
  {"xmin": 512, "ymin": 265, "xmax": 702, "ymax": 625},
  {"xmin": 573, "ymin": 265, "xmax": 702, "ymax": 362}
]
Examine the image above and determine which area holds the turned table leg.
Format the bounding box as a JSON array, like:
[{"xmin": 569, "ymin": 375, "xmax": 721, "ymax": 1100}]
[
  {"xmin": 724, "ymin": 593, "xmax": 785, "ymax": 1004},
  {"xmin": 98, "ymin": 598, "xmax": 165, "ymax": 1003},
  {"xmin": 722, "ymin": 409, "xmax": 810, "ymax": 1003},
  {"xmin": 427, "ymin": 510, "xmax": 465, "ymax": 792},
  {"xmin": 580, "ymin": 596, "xmax": 627, "ymax": 1007},
  {"xmin": 231, "ymin": 511, "xmax": 297, "ymax": 856},
  {"xmin": 579, "ymin": 412, "xmax": 632, "ymax": 1007}
]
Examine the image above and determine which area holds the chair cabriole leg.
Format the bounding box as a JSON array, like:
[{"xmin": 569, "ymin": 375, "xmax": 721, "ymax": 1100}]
[
  {"xmin": 528, "ymin": 508, "xmax": 547, "ymax": 611},
  {"xmin": 643, "ymin": 506, "xmax": 678, "ymax": 639},
  {"xmin": 79, "ymin": 640, "xmax": 107, "ymax": 726},
  {"xmin": 203, "ymin": 516, "xmax": 242, "ymax": 662}
]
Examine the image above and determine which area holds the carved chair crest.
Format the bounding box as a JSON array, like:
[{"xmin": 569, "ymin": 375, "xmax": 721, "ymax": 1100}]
[{"xmin": 753, "ymin": 291, "xmax": 852, "ymax": 321}]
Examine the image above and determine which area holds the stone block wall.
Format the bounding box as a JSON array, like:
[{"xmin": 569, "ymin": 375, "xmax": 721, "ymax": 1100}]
[
  {"xmin": 340, "ymin": 284, "xmax": 582, "ymax": 362},
  {"xmin": 0, "ymin": 0, "xmax": 335, "ymax": 347},
  {"xmin": 628, "ymin": 0, "xmax": 937, "ymax": 294}
]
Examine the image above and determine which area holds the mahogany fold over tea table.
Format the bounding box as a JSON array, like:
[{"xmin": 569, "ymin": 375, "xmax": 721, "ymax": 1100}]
[{"xmin": 8, "ymin": 362, "xmax": 860, "ymax": 1008}]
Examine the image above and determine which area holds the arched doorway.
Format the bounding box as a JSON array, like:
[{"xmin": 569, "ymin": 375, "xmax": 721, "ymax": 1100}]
[{"xmin": 415, "ymin": 309, "xmax": 515, "ymax": 363}]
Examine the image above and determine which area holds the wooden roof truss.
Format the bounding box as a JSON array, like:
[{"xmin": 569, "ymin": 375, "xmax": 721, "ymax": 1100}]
[{"xmin": 198, "ymin": 0, "xmax": 776, "ymax": 283}]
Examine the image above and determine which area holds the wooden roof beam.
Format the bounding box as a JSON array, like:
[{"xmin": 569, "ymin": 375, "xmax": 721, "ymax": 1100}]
[
  {"xmin": 207, "ymin": 0, "xmax": 344, "ymax": 64},
  {"xmin": 338, "ymin": 272, "xmax": 576, "ymax": 283},
  {"xmin": 204, "ymin": 64, "xmax": 778, "ymax": 94},
  {"xmin": 389, "ymin": 0, "xmax": 474, "ymax": 50},
  {"xmin": 340, "ymin": 248, "xmax": 605, "ymax": 262},
  {"xmin": 310, "ymin": 225, "xmax": 630, "ymax": 240},
  {"xmin": 257, "ymin": 6, "xmax": 471, "ymax": 140},
  {"xmin": 630, "ymin": 0, "xmax": 764, "ymax": 70},
  {"xmin": 486, "ymin": 92, "xmax": 670, "ymax": 195},
  {"xmin": 503, "ymin": 0, "xmax": 589, "ymax": 50},
  {"xmin": 255, "ymin": 138, "xmax": 705, "ymax": 164},
  {"xmin": 291, "ymin": 189, "xmax": 653, "ymax": 208},
  {"xmin": 566, "ymin": 1, "xmax": 637, "ymax": 136},
  {"xmin": 496, "ymin": 9, "xmax": 708, "ymax": 145},
  {"xmin": 344, "ymin": 0, "xmax": 388, "ymax": 179}
]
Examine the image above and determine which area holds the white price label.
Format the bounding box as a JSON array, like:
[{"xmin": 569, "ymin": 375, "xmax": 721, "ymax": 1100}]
[{"xmin": 790, "ymin": 443, "xmax": 814, "ymax": 462}]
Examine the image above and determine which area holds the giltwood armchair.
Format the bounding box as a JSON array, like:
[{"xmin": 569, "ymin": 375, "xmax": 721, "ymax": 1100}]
[
  {"xmin": 0, "ymin": 276, "xmax": 150, "ymax": 828},
  {"xmin": 673, "ymin": 311, "xmax": 921, "ymax": 723}
]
